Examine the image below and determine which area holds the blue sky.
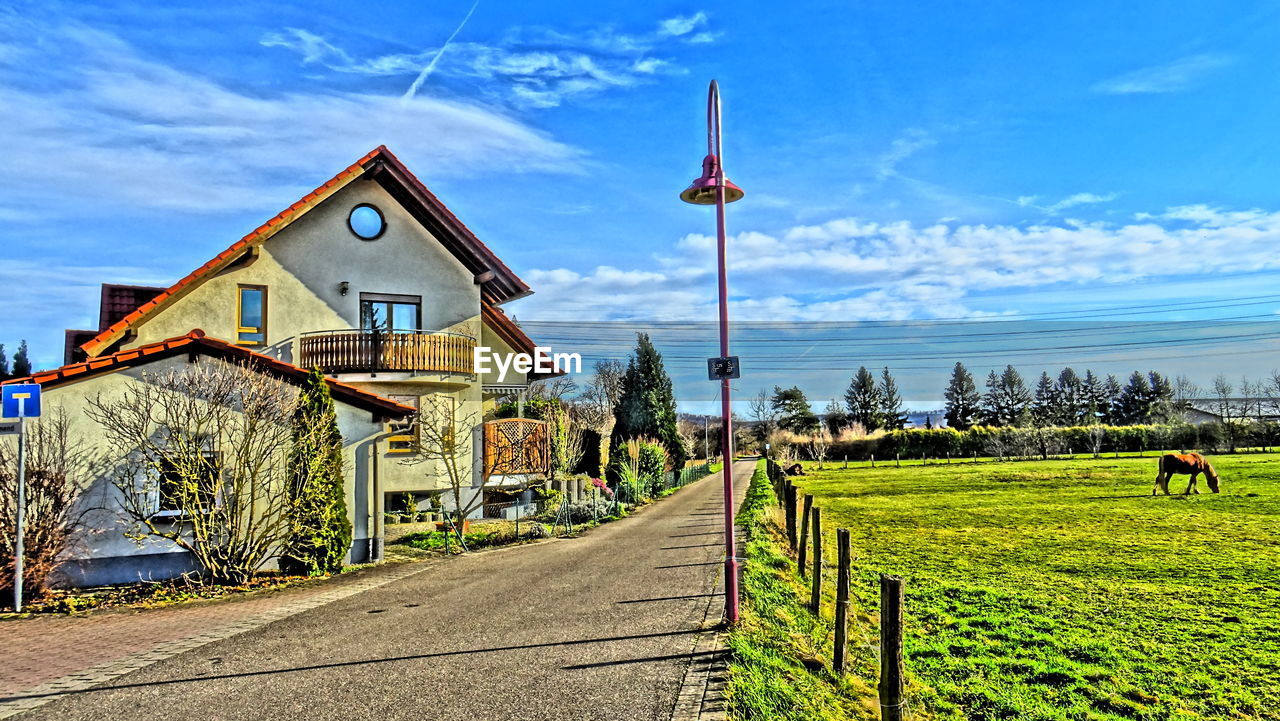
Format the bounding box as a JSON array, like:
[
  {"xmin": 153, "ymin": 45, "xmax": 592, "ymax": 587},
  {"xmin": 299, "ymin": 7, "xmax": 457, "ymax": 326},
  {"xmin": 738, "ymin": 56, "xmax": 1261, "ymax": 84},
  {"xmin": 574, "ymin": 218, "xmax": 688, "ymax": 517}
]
[{"xmin": 3, "ymin": 1, "xmax": 1280, "ymax": 411}]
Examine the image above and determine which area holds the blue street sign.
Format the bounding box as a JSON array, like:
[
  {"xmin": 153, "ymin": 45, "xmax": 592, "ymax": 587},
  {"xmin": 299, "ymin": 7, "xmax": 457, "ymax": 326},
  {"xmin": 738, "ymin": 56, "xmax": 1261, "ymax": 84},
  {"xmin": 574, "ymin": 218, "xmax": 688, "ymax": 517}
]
[{"xmin": 1, "ymin": 384, "xmax": 41, "ymax": 419}]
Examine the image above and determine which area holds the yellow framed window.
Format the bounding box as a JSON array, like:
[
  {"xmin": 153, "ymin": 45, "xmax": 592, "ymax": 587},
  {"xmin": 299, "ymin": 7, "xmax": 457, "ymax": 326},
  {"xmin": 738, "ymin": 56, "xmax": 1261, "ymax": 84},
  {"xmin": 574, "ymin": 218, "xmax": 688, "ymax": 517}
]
[{"xmin": 236, "ymin": 285, "xmax": 267, "ymax": 345}]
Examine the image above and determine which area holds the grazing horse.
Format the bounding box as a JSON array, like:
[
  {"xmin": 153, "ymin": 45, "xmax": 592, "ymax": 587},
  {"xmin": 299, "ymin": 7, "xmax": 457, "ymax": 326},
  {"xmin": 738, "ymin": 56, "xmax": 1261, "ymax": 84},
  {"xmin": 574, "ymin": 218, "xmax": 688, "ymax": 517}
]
[{"xmin": 1152, "ymin": 452, "xmax": 1220, "ymax": 495}]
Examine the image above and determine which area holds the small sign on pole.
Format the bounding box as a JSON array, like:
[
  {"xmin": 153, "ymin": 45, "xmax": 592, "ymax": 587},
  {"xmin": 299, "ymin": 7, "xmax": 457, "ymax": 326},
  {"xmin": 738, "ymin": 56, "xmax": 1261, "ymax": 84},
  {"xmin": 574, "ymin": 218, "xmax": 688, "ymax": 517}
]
[
  {"xmin": 2, "ymin": 384, "xmax": 41, "ymax": 419},
  {"xmin": 3, "ymin": 383, "xmax": 39, "ymax": 613},
  {"xmin": 707, "ymin": 356, "xmax": 741, "ymax": 381}
]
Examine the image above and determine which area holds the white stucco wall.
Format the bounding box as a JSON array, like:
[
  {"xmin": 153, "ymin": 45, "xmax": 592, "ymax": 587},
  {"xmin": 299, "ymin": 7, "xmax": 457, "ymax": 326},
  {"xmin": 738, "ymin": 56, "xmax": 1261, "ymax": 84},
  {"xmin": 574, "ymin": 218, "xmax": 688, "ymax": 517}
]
[{"xmin": 12, "ymin": 355, "xmax": 388, "ymax": 587}]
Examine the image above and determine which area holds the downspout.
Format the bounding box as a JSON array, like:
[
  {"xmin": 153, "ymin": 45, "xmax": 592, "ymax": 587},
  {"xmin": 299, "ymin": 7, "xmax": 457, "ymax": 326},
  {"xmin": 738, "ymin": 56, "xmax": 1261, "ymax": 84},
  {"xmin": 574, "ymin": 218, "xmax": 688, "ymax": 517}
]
[{"xmin": 369, "ymin": 429, "xmax": 396, "ymax": 563}]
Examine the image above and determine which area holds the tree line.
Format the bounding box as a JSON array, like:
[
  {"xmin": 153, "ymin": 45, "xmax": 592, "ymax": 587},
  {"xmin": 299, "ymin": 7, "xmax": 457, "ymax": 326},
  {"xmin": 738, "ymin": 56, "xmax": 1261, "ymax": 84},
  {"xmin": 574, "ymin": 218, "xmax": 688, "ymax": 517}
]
[
  {"xmin": 0, "ymin": 340, "xmax": 32, "ymax": 380},
  {"xmin": 942, "ymin": 363, "xmax": 1190, "ymax": 430}
]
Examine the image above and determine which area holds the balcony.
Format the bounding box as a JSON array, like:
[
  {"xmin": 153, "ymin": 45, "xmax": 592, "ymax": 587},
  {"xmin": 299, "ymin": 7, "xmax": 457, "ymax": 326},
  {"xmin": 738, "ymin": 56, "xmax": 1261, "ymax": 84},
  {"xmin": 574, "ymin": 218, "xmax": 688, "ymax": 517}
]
[
  {"xmin": 298, "ymin": 329, "xmax": 475, "ymax": 374},
  {"xmin": 483, "ymin": 418, "xmax": 550, "ymax": 479}
]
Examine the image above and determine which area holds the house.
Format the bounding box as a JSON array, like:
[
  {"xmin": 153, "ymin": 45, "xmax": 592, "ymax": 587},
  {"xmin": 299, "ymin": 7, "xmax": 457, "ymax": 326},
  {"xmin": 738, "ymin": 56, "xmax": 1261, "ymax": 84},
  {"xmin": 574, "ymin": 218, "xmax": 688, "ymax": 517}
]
[{"xmin": 3, "ymin": 146, "xmax": 561, "ymax": 585}]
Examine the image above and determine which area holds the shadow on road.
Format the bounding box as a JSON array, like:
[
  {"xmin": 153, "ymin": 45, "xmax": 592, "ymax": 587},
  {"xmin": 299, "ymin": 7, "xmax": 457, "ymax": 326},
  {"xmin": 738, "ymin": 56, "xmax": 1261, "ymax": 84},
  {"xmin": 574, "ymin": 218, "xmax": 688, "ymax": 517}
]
[
  {"xmin": 0, "ymin": 629, "xmax": 705, "ymax": 703},
  {"xmin": 616, "ymin": 593, "xmax": 723, "ymax": 604},
  {"xmin": 562, "ymin": 649, "xmax": 725, "ymax": 671}
]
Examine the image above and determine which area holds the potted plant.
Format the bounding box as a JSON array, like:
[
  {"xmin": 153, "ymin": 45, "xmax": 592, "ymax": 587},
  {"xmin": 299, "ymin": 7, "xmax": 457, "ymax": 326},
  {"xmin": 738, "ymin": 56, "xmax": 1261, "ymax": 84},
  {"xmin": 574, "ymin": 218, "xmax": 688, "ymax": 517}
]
[{"xmin": 384, "ymin": 512, "xmax": 402, "ymax": 525}]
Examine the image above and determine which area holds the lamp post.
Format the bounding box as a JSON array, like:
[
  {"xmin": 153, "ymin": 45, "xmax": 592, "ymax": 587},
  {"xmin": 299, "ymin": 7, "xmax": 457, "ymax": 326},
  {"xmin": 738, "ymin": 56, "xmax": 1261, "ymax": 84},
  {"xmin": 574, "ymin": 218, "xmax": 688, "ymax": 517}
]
[{"xmin": 680, "ymin": 79, "xmax": 745, "ymax": 624}]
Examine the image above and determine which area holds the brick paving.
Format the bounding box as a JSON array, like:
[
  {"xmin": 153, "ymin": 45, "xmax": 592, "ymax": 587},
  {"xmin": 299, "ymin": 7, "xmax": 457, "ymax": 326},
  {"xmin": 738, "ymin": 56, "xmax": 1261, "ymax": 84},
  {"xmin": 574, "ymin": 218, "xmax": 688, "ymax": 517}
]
[{"xmin": 0, "ymin": 561, "xmax": 435, "ymax": 719}]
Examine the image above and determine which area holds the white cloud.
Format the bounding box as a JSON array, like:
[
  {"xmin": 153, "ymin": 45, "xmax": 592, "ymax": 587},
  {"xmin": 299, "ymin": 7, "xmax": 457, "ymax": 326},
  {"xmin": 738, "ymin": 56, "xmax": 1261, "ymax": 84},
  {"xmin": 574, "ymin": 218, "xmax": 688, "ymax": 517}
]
[
  {"xmin": 260, "ymin": 28, "xmax": 351, "ymax": 66},
  {"xmin": 1092, "ymin": 53, "xmax": 1232, "ymax": 94},
  {"xmin": 0, "ymin": 24, "xmax": 583, "ymax": 216},
  {"xmin": 657, "ymin": 13, "xmax": 708, "ymax": 38},
  {"xmin": 519, "ymin": 205, "xmax": 1280, "ymax": 322},
  {"xmin": 876, "ymin": 129, "xmax": 935, "ymax": 179},
  {"xmin": 1043, "ymin": 192, "xmax": 1118, "ymax": 214},
  {"xmin": 262, "ymin": 13, "xmax": 713, "ymax": 109}
]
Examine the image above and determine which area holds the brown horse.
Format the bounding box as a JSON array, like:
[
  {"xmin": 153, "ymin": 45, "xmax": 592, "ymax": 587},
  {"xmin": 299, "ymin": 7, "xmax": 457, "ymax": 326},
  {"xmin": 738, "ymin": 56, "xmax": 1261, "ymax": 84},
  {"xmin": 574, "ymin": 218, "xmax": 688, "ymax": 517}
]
[{"xmin": 1152, "ymin": 452, "xmax": 1220, "ymax": 495}]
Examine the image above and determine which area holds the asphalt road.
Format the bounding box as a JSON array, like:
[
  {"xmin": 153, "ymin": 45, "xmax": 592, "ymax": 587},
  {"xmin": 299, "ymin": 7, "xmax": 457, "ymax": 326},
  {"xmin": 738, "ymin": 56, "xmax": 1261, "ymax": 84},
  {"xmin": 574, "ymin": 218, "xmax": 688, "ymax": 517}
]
[{"xmin": 21, "ymin": 461, "xmax": 755, "ymax": 721}]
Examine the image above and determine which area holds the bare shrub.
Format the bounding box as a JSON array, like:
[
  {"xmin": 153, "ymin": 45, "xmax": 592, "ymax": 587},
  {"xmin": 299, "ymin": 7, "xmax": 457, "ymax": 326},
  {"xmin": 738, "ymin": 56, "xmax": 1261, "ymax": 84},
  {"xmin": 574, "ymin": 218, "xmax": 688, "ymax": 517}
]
[
  {"xmin": 0, "ymin": 408, "xmax": 95, "ymax": 605},
  {"xmin": 86, "ymin": 360, "xmax": 313, "ymax": 585}
]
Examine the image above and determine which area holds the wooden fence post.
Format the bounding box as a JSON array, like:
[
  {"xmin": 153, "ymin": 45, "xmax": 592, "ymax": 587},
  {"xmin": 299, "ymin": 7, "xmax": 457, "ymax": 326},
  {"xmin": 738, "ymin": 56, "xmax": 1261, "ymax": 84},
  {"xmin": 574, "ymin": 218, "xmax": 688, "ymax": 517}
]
[
  {"xmin": 798, "ymin": 495, "xmax": 813, "ymax": 578},
  {"xmin": 810, "ymin": 507, "xmax": 823, "ymax": 612},
  {"xmin": 879, "ymin": 574, "xmax": 905, "ymax": 721},
  {"xmin": 786, "ymin": 484, "xmax": 798, "ymax": 550},
  {"xmin": 895, "ymin": 453, "xmax": 900, "ymax": 468},
  {"xmin": 835, "ymin": 528, "xmax": 851, "ymax": 673}
]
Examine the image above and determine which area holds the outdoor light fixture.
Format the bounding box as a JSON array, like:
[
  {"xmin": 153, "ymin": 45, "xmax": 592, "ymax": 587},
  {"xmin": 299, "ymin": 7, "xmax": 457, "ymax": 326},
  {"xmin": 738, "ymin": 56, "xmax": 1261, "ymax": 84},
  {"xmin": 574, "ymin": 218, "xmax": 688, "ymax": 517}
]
[
  {"xmin": 339, "ymin": 281, "xmax": 350, "ymax": 296},
  {"xmin": 680, "ymin": 79, "xmax": 744, "ymax": 625}
]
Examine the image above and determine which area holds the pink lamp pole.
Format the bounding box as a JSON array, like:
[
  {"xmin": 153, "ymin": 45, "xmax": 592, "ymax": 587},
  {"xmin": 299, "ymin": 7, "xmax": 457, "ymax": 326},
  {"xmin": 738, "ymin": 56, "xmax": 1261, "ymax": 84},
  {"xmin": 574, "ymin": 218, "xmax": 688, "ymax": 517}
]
[{"xmin": 681, "ymin": 79, "xmax": 745, "ymax": 624}]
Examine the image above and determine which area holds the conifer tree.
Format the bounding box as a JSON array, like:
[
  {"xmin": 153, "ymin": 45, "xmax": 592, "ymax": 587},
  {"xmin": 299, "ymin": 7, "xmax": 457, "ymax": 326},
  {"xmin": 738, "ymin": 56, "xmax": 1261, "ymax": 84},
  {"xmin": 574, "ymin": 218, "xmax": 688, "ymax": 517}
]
[
  {"xmin": 279, "ymin": 369, "xmax": 352, "ymax": 576},
  {"xmin": 611, "ymin": 333, "xmax": 686, "ymax": 471},
  {"xmin": 1118, "ymin": 371, "xmax": 1154, "ymax": 424},
  {"xmin": 844, "ymin": 366, "xmax": 882, "ymax": 432},
  {"xmin": 11, "ymin": 341, "xmax": 30, "ymax": 377},
  {"xmin": 1056, "ymin": 367, "xmax": 1083, "ymax": 425},
  {"xmin": 1031, "ymin": 371, "xmax": 1058, "ymax": 427},
  {"xmin": 982, "ymin": 365, "xmax": 1032, "ymax": 426},
  {"xmin": 0, "ymin": 343, "xmax": 7, "ymax": 379},
  {"xmin": 1080, "ymin": 370, "xmax": 1106, "ymax": 423},
  {"xmin": 1102, "ymin": 374, "xmax": 1124, "ymax": 424},
  {"xmin": 1146, "ymin": 371, "xmax": 1175, "ymax": 422},
  {"xmin": 943, "ymin": 362, "xmax": 981, "ymax": 430},
  {"xmin": 879, "ymin": 367, "xmax": 907, "ymax": 430},
  {"xmin": 771, "ymin": 386, "xmax": 820, "ymax": 435}
]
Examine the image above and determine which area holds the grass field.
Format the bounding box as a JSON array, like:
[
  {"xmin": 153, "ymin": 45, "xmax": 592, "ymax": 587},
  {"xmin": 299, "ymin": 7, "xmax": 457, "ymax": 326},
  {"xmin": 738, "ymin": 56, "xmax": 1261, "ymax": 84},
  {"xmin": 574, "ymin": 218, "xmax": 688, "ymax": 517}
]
[{"xmin": 786, "ymin": 453, "xmax": 1280, "ymax": 720}]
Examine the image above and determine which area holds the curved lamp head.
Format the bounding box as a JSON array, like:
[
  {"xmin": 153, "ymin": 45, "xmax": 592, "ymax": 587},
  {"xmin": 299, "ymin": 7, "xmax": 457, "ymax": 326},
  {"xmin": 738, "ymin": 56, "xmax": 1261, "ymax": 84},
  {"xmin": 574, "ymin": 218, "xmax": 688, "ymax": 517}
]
[{"xmin": 680, "ymin": 153, "xmax": 745, "ymax": 205}]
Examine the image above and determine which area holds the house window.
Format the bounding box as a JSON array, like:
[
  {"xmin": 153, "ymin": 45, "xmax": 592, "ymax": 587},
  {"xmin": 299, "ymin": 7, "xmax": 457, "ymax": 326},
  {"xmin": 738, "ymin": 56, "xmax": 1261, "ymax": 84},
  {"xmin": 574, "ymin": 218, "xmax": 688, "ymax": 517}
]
[
  {"xmin": 155, "ymin": 451, "xmax": 221, "ymax": 517},
  {"xmin": 387, "ymin": 396, "xmax": 419, "ymax": 454},
  {"xmin": 360, "ymin": 293, "xmax": 421, "ymax": 332},
  {"xmin": 348, "ymin": 204, "xmax": 386, "ymax": 240},
  {"xmin": 237, "ymin": 285, "xmax": 267, "ymax": 345}
]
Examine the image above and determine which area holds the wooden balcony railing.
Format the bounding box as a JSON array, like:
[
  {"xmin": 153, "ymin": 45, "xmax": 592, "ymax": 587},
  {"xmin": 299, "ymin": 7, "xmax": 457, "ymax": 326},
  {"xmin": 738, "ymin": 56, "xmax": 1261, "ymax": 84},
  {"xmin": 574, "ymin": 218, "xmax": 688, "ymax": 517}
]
[
  {"xmin": 483, "ymin": 418, "xmax": 550, "ymax": 478},
  {"xmin": 297, "ymin": 329, "xmax": 475, "ymax": 374}
]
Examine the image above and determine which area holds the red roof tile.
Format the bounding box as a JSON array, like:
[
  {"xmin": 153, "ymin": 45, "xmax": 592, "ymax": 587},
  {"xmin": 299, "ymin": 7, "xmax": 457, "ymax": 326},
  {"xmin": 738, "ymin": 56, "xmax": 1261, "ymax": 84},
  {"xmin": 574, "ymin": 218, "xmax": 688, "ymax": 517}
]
[
  {"xmin": 6, "ymin": 330, "xmax": 415, "ymax": 418},
  {"xmin": 81, "ymin": 146, "xmax": 530, "ymax": 357}
]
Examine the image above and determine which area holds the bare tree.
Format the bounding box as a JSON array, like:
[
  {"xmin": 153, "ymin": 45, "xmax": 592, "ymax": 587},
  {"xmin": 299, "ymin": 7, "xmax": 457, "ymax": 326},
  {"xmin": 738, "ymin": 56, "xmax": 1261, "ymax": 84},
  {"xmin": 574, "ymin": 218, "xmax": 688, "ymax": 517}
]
[
  {"xmin": 407, "ymin": 397, "xmax": 545, "ymax": 542},
  {"xmin": 1172, "ymin": 375, "xmax": 1199, "ymax": 420},
  {"xmin": 86, "ymin": 361, "xmax": 310, "ymax": 585},
  {"xmin": 547, "ymin": 401, "xmax": 584, "ymax": 481},
  {"xmin": 1, "ymin": 408, "xmax": 96, "ymax": 606},
  {"xmin": 677, "ymin": 417, "xmax": 703, "ymax": 462},
  {"xmin": 528, "ymin": 375, "xmax": 579, "ymax": 403},
  {"xmin": 577, "ymin": 359, "xmax": 625, "ymax": 431},
  {"xmin": 807, "ymin": 426, "xmax": 832, "ymax": 469},
  {"xmin": 1087, "ymin": 425, "xmax": 1106, "ymax": 458},
  {"xmin": 1212, "ymin": 374, "xmax": 1240, "ymax": 452},
  {"xmin": 748, "ymin": 388, "xmax": 781, "ymax": 445}
]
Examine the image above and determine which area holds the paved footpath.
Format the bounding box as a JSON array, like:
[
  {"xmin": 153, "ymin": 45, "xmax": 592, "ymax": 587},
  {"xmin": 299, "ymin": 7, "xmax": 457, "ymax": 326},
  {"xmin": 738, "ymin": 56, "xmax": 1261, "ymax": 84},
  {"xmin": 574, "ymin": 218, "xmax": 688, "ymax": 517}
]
[{"xmin": 1, "ymin": 460, "xmax": 755, "ymax": 721}]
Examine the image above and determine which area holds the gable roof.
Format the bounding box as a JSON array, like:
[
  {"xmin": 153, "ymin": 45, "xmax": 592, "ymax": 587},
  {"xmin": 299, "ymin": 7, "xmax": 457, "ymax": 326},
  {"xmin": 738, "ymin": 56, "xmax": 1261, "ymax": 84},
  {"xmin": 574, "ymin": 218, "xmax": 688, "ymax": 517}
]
[
  {"xmin": 6, "ymin": 330, "xmax": 415, "ymax": 418},
  {"xmin": 99, "ymin": 284, "xmax": 166, "ymax": 331},
  {"xmin": 81, "ymin": 145, "xmax": 531, "ymax": 357}
]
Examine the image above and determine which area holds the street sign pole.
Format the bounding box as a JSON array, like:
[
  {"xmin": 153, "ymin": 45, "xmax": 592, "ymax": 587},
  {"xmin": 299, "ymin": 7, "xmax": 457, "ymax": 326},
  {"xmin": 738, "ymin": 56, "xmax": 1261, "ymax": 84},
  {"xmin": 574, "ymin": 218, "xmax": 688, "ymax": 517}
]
[{"xmin": 13, "ymin": 415, "xmax": 25, "ymax": 613}]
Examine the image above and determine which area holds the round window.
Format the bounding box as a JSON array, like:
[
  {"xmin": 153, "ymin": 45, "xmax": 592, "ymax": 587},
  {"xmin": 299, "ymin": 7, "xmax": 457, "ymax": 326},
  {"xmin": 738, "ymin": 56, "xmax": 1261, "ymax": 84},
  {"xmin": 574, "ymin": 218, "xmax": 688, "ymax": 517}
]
[{"xmin": 348, "ymin": 204, "xmax": 386, "ymax": 240}]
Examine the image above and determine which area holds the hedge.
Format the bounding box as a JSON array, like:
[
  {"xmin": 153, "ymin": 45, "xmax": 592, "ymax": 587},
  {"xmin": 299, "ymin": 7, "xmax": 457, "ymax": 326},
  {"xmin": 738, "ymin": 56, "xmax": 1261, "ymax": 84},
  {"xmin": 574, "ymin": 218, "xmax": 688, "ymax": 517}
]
[{"xmin": 820, "ymin": 421, "xmax": 1279, "ymax": 461}]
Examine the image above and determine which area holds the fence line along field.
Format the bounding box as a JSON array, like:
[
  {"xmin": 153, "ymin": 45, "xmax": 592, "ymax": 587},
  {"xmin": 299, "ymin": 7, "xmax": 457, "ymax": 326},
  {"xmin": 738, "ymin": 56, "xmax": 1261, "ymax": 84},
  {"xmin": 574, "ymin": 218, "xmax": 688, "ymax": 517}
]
[{"xmin": 793, "ymin": 453, "xmax": 1280, "ymax": 720}]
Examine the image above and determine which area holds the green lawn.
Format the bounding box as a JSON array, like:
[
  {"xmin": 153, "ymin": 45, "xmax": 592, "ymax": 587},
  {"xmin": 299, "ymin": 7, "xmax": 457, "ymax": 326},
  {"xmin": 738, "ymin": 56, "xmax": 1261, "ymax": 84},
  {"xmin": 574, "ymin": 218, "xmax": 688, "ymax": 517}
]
[{"xmin": 789, "ymin": 454, "xmax": 1280, "ymax": 720}]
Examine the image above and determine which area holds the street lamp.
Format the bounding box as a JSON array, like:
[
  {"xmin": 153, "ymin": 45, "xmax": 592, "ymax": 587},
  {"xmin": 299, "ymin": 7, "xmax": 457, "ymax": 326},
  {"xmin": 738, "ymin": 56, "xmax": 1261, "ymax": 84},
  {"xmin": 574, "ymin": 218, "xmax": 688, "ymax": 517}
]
[{"xmin": 680, "ymin": 79, "xmax": 744, "ymax": 624}]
